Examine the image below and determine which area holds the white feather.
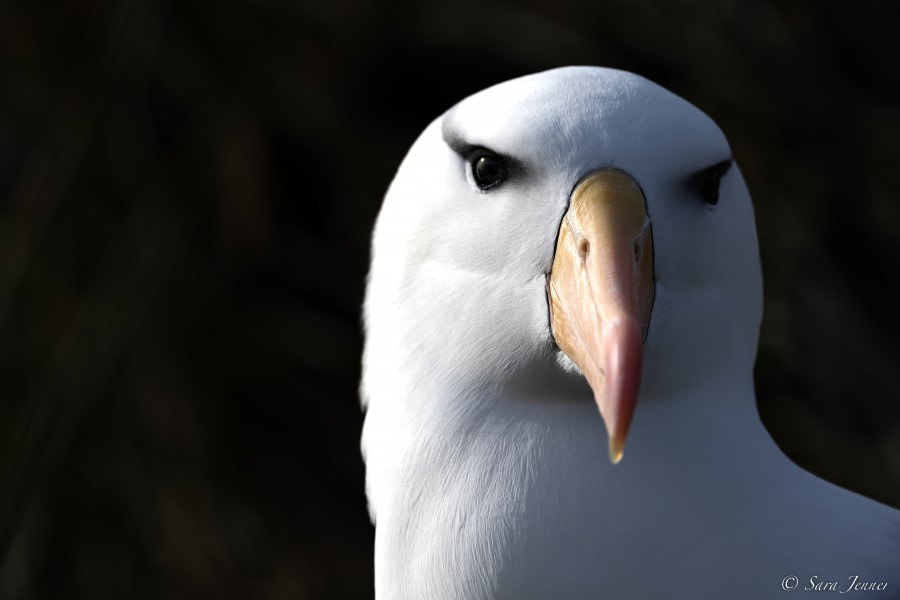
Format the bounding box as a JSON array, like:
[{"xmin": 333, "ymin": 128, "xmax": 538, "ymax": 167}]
[{"xmin": 362, "ymin": 66, "xmax": 900, "ymax": 599}]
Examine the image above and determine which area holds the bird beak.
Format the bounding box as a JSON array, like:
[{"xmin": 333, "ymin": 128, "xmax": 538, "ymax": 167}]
[{"xmin": 549, "ymin": 170, "xmax": 654, "ymax": 464}]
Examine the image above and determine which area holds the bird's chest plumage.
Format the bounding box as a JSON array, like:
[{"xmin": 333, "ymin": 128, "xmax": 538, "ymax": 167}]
[
  {"xmin": 371, "ymin": 400, "xmax": 900, "ymax": 600},
  {"xmin": 371, "ymin": 404, "xmax": 660, "ymax": 599}
]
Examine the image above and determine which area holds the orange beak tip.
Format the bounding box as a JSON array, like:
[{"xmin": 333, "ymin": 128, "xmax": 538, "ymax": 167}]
[
  {"xmin": 607, "ymin": 426, "xmax": 627, "ymax": 464},
  {"xmin": 610, "ymin": 447, "xmax": 624, "ymax": 465}
]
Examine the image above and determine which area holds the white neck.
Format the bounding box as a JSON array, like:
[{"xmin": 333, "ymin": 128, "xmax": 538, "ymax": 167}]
[{"xmin": 366, "ymin": 359, "xmax": 900, "ymax": 599}]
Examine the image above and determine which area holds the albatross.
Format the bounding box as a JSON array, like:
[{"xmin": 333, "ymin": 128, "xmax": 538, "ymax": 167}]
[{"xmin": 360, "ymin": 66, "xmax": 900, "ymax": 599}]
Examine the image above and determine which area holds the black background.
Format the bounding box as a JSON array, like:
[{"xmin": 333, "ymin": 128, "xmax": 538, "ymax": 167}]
[{"xmin": 1, "ymin": 0, "xmax": 899, "ymax": 598}]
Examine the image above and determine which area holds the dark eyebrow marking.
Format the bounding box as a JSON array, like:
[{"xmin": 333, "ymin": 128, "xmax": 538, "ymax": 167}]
[
  {"xmin": 441, "ymin": 115, "xmax": 472, "ymax": 156},
  {"xmin": 440, "ymin": 110, "xmax": 505, "ymax": 158},
  {"xmin": 685, "ymin": 158, "xmax": 733, "ymax": 188},
  {"xmin": 439, "ymin": 112, "xmax": 526, "ymax": 181},
  {"xmin": 686, "ymin": 158, "xmax": 733, "ymax": 205},
  {"xmin": 701, "ymin": 158, "xmax": 733, "ymax": 178},
  {"xmin": 444, "ymin": 136, "xmax": 481, "ymax": 157},
  {"xmin": 439, "ymin": 117, "xmax": 504, "ymax": 163}
]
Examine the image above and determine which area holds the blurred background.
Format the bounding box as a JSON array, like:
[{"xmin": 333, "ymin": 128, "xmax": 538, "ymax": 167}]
[{"xmin": 1, "ymin": 0, "xmax": 898, "ymax": 597}]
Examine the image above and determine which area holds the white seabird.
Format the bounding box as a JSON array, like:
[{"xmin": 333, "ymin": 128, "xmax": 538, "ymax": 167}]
[{"xmin": 361, "ymin": 66, "xmax": 900, "ymax": 599}]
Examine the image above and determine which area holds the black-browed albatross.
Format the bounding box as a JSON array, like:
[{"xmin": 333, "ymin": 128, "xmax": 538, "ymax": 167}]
[{"xmin": 360, "ymin": 66, "xmax": 900, "ymax": 599}]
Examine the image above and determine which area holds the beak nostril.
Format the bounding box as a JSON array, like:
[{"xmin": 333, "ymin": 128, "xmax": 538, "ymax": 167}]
[
  {"xmin": 578, "ymin": 239, "xmax": 590, "ymax": 261},
  {"xmin": 633, "ymin": 239, "xmax": 642, "ymax": 263}
]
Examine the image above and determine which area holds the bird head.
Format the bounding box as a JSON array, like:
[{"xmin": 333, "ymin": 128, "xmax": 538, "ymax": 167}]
[{"xmin": 363, "ymin": 66, "xmax": 763, "ymax": 463}]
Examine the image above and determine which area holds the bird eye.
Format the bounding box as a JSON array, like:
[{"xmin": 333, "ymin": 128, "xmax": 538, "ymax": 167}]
[
  {"xmin": 694, "ymin": 159, "xmax": 732, "ymax": 206},
  {"xmin": 469, "ymin": 149, "xmax": 509, "ymax": 190}
]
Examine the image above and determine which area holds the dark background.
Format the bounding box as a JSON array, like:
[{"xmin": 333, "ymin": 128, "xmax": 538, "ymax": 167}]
[{"xmin": 1, "ymin": 0, "xmax": 898, "ymax": 598}]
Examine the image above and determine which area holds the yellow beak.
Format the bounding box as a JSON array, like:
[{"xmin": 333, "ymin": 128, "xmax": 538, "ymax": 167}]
[{"xmin": 549, "ymin": 170, "xmax": 655, "ymax": 464}]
